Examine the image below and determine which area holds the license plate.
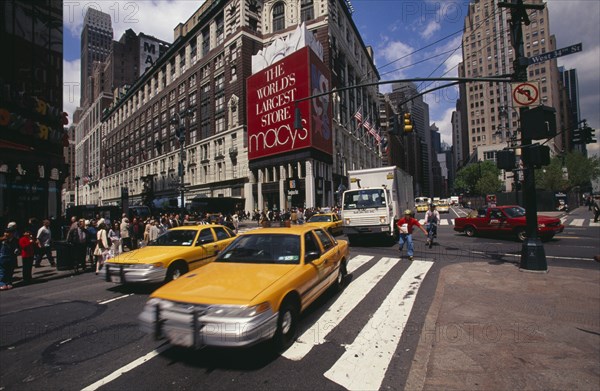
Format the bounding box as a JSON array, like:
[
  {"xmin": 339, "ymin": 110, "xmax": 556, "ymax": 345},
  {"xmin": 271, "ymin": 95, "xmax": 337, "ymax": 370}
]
[
  {"xmin": 382, "ymin": 226, "xmax": 390, "ymax": 231},
  {"xmin": 110, "ymin": 275, "xmax": 122, "ymax": 283}
]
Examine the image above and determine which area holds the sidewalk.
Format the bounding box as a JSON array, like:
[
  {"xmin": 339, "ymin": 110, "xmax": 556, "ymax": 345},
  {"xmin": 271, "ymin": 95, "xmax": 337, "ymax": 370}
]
[{"xmin": 406, "ymin": 260, "xmax": 600, "ymax": 390}]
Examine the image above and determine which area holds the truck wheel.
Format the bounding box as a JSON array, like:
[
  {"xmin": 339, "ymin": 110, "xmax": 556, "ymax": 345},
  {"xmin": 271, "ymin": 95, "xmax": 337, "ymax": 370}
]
[
  {"xmin": 347, "ymin": 234, "xmax": 358, "ymax": 246},
  {"xmin": 464, "ymin": 226, "xmax": 476, "ymax": 237},
  {"xmin": 516, "ymin": 228, "xmax": 527, "ymax": 242}
]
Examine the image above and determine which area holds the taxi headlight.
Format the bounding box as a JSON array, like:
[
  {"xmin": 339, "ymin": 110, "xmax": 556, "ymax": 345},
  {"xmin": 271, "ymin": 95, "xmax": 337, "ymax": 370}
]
[
  {"xmin": 205, "ymin": 302, "xmax": 271, "ymax": 318},
  {"xmin": 145, "ymin": 297, "xmax": 174, "ymax": 309}
]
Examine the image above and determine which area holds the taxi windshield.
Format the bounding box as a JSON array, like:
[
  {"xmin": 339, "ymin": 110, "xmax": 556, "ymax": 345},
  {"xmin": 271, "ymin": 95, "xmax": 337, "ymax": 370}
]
[
  {"xmin": 216, "ymin": 234, "xmax": 300, "ymax": 264},
  {"xmin": 149, "ymin": 230, "xmax": 197, "ymax": 246},
  {"xmin": 308, "ymin": 215, "xmax": 332, "ymax": 222}
]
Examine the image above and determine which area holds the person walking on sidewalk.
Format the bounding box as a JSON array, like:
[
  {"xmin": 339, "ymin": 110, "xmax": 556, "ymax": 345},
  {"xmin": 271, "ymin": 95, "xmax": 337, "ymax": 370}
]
[
  {"xmin": 94, "ymin": 222, "xmax": 109, "ymax": 275},
  {"xmin": 19, "ymin": 230, "xmax": 36, "ymax": 284},
  {"xmin": 0, "ymin": 225, "xmax": 20, "ymax": 290},
  {"xmin": 35, "ymin": 219, "xmax": 55, "ymax": 267},
  {"xmin": 592, "ymin": 196, "xmax": 600, "ymax": 223},
  {"xmin": 396, "ymin": 209, "xmax": 428, "ymax": 261}
]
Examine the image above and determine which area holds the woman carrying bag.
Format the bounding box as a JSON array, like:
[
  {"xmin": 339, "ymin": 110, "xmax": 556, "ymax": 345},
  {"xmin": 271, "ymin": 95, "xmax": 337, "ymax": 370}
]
[{"xmin": 94, "ymin": 223, "xmax": 109, "ymax": 275}]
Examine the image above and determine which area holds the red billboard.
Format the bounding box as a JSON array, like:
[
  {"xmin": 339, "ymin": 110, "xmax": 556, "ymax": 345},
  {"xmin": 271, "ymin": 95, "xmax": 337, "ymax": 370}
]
[{"xmin": 247, "ymin": 46, "xmax": 332, "ymax": 160}]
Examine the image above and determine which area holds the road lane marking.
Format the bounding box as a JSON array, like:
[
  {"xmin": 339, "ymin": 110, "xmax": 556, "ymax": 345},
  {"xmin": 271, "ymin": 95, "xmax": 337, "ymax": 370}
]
[
  {"xmin": 451, "ymin": 219, "xmax": 455, "ymax": 225},
  {"xmin": 98, "ymin": 294, "xmax": 134, "ymax": 305},
  {"xmin": 323, "ymin": 260, "xmax": 433, "ymax": 390},
  {"xmin": 560, "ymin": 217, "xmax": 568, "ymax": 224},
  {"xmin": 571, "ymin": 219, "xmax": 584, "ymax": 226},
  {"xmin": 81, "ymin": 344, "xmax": 170, "ymax": 391},
  {"xmin": 439, "ymin": 219, "xmax": 448, "ymax": 226},
  {"xmin": 590, "ymin": 221, "xmax": 600, "ymax": 227},
  {"xmin": 282, "ymin": 257, "xmax": 397, "ymax": 361},
  {"xmin": 346, "ymin": 255, "xmax": 374, "ymax": 274}
]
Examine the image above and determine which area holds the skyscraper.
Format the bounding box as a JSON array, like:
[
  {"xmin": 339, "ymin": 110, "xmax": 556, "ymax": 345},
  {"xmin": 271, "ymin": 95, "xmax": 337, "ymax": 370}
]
[
  {"xmin": 80, "ymin": 8, "xmax": 112, "ymax": 108},
  {"xmin": 560, "ymin": 67, "xmax": 585, "ymax": 155},
  {"xmin": 459, "ymin": 0, "xmax": 563, "ymax": 157}
]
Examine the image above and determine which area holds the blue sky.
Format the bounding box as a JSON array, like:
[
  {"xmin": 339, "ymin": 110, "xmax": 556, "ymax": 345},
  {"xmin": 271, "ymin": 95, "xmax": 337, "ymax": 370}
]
[{"xmin": 62, "ymin": 0, "xmax": 599, "ymax": 155}]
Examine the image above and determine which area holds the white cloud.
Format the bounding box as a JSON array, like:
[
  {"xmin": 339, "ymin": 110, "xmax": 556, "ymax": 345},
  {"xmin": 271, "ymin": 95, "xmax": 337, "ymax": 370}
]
[
  {"xmin": 64, "ymin": 1, "xmax": 202, "ymax": 43},
  {"xmin": 430, "ymin": 107, "xmax": 455, "ymax": 145},
  {"xmin": 62, "ymin": 58, "xmax": 80, "ymax": 124},
  {"xmin": 420, "ymin": 20, "xmax": 441, "ymax": 40},
  {"xmin": 375, "ymin": 38, "xmax": 415, "ymax": 80}
]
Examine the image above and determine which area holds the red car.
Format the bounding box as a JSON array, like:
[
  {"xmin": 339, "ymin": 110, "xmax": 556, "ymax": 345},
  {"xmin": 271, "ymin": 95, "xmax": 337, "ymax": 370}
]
[{"xmin": 454, "ymin": 205, "xmax": 564, "ymax": 242}]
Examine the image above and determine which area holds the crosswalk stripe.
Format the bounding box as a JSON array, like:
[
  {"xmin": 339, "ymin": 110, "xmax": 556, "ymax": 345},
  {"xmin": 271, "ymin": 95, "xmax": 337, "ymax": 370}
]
[
  {"xmin": 282, "ymin": 256, "xmax": 396, "ymax": 361},
  {"xmin": 418, "ymin": 219, "xmax": 425, "ymax": 225},
  {"xmin": 571, "ymin": 219, "xmax": 584, "ymax": 226},
  {"xmin": 323, "ymin": 260, "xmax": 433, "ymax": 391},
  {"xmin": 439, "ymin": 219, "xmax": 448, "ymax": 225},
  {"xmin": 561, "ymin": 217, "xmax": 568, "ymax": 224},
  {"xmin": 346, "ymin": 254, "xmax": 375, "ymax": 274},
  {"xmin": 590, "ymin": 221, "xmax": 600, "ymax": 227},
  {"xmin": 451, "ymin": 219, "xmax": 455, "ymax": 225}
]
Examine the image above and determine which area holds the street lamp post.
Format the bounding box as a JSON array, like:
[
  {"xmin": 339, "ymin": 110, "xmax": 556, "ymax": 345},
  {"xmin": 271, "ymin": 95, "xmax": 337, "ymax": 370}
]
[
  {"xmin": 170, "ymin": 108, "xmax": 195, "ymax": 218},
  {"xmin": 74, "ymin": 176, "xmax": 80, "ymax": 206}
]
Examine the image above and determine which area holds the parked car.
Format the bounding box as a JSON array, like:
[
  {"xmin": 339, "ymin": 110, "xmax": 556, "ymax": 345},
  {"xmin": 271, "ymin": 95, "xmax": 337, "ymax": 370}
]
[
  {"xmin": 100, "ymin": 224, "xmax": 236, "ymax": 284},
  {"xmin": 453, "ymin": 205, "xmax": 564, "ymax": 242},
  {"xmin": 138, "ymin": 225, "xmax": 350, "ymax": 351},
  {"xmin": 305, "ymin": 212, "xmax": 343, "ymax": 236}
]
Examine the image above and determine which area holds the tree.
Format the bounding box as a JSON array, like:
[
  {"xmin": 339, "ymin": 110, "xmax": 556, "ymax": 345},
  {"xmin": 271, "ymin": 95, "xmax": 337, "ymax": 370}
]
[
  {"xmin": 535, "ymin": 157, "xmax": 569, "ymax": 191},
  {"xmin": 565, "ymin": 151, "xmax": 600, "ymax": 189},
  {"xmin": 454, "ymin": 160, "xmax": 502, "ymax": 195}
]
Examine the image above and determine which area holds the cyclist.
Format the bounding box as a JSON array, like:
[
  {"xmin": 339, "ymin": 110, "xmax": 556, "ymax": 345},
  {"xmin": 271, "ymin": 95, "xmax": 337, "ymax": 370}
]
[{"xmin": 425, "ymin": 203, "xmax": 440, "ymax": 248}]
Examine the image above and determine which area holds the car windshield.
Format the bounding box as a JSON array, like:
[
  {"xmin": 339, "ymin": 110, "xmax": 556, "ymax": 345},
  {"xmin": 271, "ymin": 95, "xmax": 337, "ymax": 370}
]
[
  {"xmin": 308, "ymin": 215, "xmax": 332, "ymax": 222},
  {"xmin": 148, "ymin": 230, "xmax": 197, "ymax": 246},
  {"xmin": 503, "ymin": 206, "xmax": 526, "ymax": 218},
  {"xmin": 216, "ymin": 234, "xmax": 300, "ymax": 264},
  {"xmin": 343, "ymin": 189, "xmax": 386, "ymax": 209}
]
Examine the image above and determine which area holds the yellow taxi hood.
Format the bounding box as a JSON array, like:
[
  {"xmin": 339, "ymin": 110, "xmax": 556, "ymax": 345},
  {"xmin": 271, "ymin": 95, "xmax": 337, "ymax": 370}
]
[
  {"xmin": 109, "ymin": 246, "xmax": 192, "ymax": 264},
  {"xmin": 151, "ymin": 262, "xmax": 296, "ymax": 305}
]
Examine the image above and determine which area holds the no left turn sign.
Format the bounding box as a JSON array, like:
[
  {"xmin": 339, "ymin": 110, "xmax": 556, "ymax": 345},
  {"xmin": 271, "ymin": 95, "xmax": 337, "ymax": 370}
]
[{"xmin": 512, "ymin": 82, "xmax": 540, "ymax": 107}]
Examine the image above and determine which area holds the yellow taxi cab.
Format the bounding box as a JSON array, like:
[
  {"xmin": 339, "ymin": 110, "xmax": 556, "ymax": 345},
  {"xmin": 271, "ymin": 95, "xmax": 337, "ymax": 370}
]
[
  {"xmin": 304, "ymin": 212, "xmax": 343, "ymax": 236},
  {"xmin": 138, "ymin": 225, "xmax": 350, "ymax": 351},
  {"xmin": 437, "ymin": 202, "xmax": 450, "ymax": 213},
  {"xmin": 100, "ymin": 224, "xmax": 236, "ymax": 284},
  {"xmin": 416, "ymin": 203, "xmax": 429, "ymax": 213}
]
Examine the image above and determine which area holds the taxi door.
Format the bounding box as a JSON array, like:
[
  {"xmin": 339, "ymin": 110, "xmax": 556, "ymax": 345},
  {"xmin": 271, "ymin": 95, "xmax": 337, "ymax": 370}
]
[{"xmin": 191, "ymin": 227, "xmax": 217, "ymax": 270}]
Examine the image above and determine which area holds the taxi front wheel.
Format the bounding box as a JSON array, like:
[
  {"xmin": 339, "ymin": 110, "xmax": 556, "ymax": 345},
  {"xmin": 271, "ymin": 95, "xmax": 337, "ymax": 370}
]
[
  {"xmin": 273, "ymin": 300, "xmax": 299, "ymax": 352},
  {"xmin": 166, "ymin": 261, "xmax": 188, "ymax": 282}
]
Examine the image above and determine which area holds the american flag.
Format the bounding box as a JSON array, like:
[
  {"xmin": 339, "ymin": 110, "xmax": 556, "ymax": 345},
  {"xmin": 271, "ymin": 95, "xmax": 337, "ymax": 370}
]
[
  {"xmin": 368, "ymin": 126, "xmax": 381, "ymax": 143},
  {"xmin": 353, "ymin": 106, "xmax": 363, "ymax": 123},
  {"xmin": 362, "ymin": 116, "xmax": 371, "ymax": 130}
]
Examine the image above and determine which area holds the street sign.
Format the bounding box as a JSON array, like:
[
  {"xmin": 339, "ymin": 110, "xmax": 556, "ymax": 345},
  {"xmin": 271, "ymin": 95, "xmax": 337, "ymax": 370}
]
[
  {"xmin": 527, "ymin": 43, "xmax": 582, "ymax": 65},
  {"xmin": 512, "ymin": 82, "xmax": 539, "ymax": 107}
]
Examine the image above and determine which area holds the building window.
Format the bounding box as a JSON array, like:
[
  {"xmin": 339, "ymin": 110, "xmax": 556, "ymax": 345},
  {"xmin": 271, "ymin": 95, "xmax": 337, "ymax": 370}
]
[
  {"xmin": 301, "ymin": 0, "xmax": 314, "ymax": 22},
  {"xmin": 202, "ymin": 27, "xmax": 210, "ymax": 56},
  {"xmin": 216, "ymin": 14, "xmax": 224, "ymax": 46},
  {"xmin": 272, "ymin": 2, "xmax": 285, "ymax": 32}
]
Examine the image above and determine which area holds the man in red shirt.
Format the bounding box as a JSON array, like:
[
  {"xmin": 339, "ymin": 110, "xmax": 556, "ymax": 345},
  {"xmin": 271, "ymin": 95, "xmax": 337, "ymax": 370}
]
[{"xmin": 396, "ymin": 209, "xmax": 427, "ymax": 260}]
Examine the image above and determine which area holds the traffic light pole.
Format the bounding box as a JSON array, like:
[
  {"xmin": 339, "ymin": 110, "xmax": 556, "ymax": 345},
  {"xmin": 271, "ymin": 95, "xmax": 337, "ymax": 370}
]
[{"xmin": 499, "ymin": 0, "xmax": 547, "ymax": 272}]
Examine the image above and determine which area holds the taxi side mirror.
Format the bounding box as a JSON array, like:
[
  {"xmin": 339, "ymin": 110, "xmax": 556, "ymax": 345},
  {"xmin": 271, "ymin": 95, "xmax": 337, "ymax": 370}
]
[{"xmin": 305, "ymin": 250, "xmax": 320, "ymax": 263}]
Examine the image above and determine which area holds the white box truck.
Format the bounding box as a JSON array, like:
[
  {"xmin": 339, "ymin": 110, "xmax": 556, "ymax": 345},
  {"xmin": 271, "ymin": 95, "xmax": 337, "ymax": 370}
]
[{"xmin": 341, "ymin": 166, "xmax": 414, "ymax": 245}]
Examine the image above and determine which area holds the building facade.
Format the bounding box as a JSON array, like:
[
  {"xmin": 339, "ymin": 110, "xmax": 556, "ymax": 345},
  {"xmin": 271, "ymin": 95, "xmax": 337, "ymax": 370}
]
[
  {"xmin": 80, "ymin": 8, "xmax": 113, "ymax": 108},
  {"xmin": 0, "ymin": 0, "xmax": 66, "ymax": 227},
  {"xmin": 98, "ymin": 0, "xmax": 381, "ymax": 213},
  {"xmin": 458, "ymin": 0, "xmax": 563, "ymax": 159}
]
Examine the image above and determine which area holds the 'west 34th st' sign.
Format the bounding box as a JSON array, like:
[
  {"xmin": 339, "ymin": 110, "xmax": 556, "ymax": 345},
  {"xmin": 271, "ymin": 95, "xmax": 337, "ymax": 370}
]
[{"xmin": 527, "ymin": 43, "xmax": 582, "ymax": 65}]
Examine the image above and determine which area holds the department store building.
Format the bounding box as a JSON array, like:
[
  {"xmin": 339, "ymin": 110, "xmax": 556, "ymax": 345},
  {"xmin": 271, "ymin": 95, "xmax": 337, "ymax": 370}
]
[{"xmin": 100, "ymin": 0, "xmax": 381, "ymax": 213}]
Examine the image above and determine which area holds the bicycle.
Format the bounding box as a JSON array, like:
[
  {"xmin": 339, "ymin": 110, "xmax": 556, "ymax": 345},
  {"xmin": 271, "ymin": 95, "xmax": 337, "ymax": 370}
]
[{"xmin": 426, "ymin": 222, "xmax": 437, "ymax": 248}]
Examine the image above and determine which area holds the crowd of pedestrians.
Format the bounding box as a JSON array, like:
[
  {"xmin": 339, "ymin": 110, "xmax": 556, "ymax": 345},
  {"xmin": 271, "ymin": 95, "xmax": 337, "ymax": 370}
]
[{"xmin": 0, "ymin": 206, "xmax": 344, "ymax": 290}]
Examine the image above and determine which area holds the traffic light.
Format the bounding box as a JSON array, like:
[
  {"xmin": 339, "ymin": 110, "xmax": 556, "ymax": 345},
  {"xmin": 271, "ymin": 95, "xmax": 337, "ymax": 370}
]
[
  {"xmin": 496, "ymin": 150, "xmax": 516, "ymax": 170},
  {"xmin": 521, "ymin": 105, "xmax": 557, "ymax": 140},
  {"xmin": 403, "ymin": 113, "xmax": 413, "ymax": 133},
  {"xmin": 571, "ymin": 127, "xmax": 583, "ymax": 144},
  {"xmin": 582, "ymin": 125, "xmax": 597, "ymax": 144},
  {"xmin": 522, "ymin": 144, "xmax": 550, "ymax": 169}
]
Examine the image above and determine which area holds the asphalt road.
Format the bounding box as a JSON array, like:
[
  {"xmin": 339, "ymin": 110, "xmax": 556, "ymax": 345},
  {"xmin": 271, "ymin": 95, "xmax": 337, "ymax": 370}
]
[{"xmin": 1, "ymin": 207, "xmax": 598, "ymax": 391}]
